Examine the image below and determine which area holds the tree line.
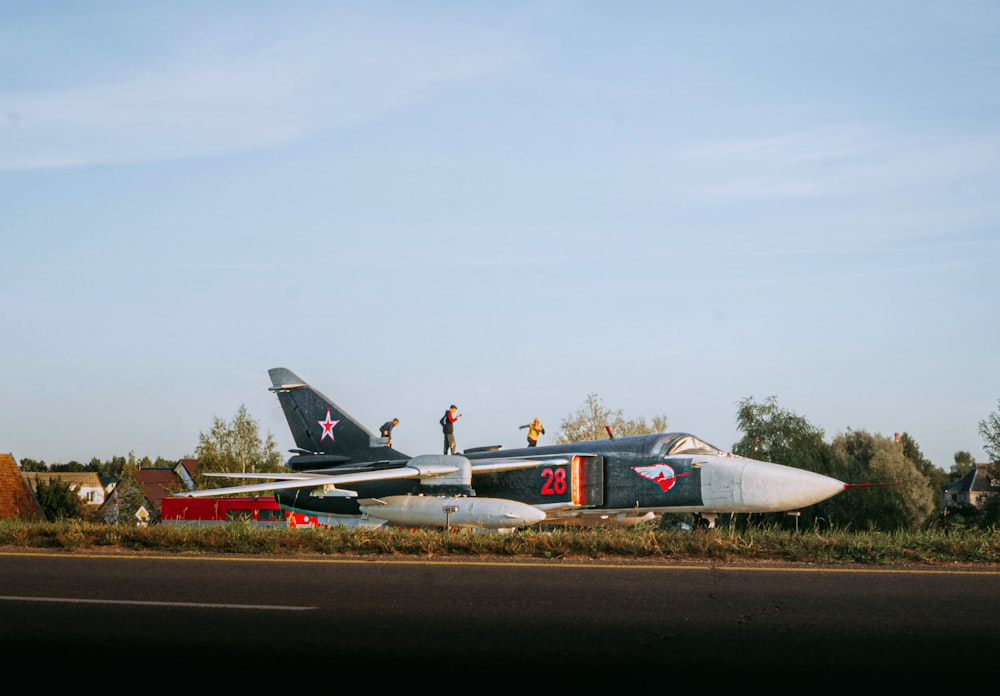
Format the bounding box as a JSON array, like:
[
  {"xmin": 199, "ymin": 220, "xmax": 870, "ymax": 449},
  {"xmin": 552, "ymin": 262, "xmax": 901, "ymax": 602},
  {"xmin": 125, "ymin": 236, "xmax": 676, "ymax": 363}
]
[{"xmin": 21, "ymin": 397, "xmax": 1000, "ymax": 531}]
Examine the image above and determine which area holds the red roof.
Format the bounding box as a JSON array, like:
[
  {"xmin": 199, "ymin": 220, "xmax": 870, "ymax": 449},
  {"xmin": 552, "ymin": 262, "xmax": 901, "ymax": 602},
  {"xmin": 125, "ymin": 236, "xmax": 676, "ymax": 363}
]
[
  {"xmin": 135, "ymin": 468, "xmax": 181, "ymax": 511},
  {"xmin": 178, "ymin": 458, "xmax": 199, "ymax": 478},
  {"xmin": 0, "ymin": 453, "xmax": 45, "ymax": 521}
]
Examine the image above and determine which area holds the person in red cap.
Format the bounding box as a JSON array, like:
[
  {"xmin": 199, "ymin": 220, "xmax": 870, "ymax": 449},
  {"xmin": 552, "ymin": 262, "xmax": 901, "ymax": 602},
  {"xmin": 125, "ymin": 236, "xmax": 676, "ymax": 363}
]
[{"xmin": 440, "ymin": 405, "xmax": 461, "ymax": 454}]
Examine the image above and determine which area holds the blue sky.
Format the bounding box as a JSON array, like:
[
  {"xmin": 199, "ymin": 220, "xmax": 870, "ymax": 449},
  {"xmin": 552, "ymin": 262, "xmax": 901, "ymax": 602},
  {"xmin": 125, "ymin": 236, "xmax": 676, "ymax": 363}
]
[{"xmin": 2, "ymin": 1, "xmax": 998, "ymax": 471}]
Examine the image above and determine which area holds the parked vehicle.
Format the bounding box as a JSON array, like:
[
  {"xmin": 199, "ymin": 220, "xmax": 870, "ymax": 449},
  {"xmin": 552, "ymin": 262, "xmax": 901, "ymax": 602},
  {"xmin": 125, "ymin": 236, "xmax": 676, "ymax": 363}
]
[{"xmin": 160, "ymin": 496, "xmax": 318, "ymax": 528}]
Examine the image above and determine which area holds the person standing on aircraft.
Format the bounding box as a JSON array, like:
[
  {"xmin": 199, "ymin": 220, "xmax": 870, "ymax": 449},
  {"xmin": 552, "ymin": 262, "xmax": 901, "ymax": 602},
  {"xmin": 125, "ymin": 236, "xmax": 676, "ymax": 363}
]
[
  {"xmin": 519, "ymin": 418, "xmax": 545, "ymax": 447},
  {"xmin": 380, "ymin": 418, "xmax": 399, "ymax": 447},
  {"xmin": 441, "ymin": 405, "xmax": 461, "ymax": 455}
]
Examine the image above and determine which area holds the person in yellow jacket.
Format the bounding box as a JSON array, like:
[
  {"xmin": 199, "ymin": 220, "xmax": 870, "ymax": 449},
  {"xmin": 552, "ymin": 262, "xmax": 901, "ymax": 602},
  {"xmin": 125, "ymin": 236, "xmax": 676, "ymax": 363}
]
[{"xmin": 519, "ymin": 418, "xmax": 545, "ymax": 447}]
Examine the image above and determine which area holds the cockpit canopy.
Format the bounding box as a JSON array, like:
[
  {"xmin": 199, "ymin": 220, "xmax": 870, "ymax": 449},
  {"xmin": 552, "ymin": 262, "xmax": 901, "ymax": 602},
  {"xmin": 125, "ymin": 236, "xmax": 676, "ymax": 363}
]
[{"xmin": 655, "ymin": 433, "xmax": 727, "ymax": 457}]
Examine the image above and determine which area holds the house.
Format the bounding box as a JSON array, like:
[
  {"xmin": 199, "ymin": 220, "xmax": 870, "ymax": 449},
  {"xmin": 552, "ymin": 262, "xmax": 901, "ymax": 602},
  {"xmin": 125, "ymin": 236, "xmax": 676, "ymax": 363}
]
[
  {"xmin": 942, "ymin": 463, "xmax": 999, "ymax": 510},
  {"xmin": 135, "ymin": 468, "xmax": 178, "ymax": 513},
  {"xmin": 98, "ymin": 459, "xmax": 199, "ymax": 524},
  {"xmin": 23, "ymin": 471, "xmax": 106, "ymax": 506},
  {"xmin": 174, "ymin": 458, "xmax": 198, "ymax": 489},
  {"xmin": 0, "ymin": 453, "xmax": 45, "ymax": 521},
  {"xmin": 135, "ymin": 459, "xmax": 198, "ymax": 515}
]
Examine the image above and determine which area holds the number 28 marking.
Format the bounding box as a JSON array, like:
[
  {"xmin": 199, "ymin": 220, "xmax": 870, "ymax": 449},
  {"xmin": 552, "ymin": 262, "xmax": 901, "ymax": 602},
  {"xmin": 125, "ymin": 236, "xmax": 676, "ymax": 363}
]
[{"xmin": 540, "ymin": 467, "xmax": 567, "ymax": 496}]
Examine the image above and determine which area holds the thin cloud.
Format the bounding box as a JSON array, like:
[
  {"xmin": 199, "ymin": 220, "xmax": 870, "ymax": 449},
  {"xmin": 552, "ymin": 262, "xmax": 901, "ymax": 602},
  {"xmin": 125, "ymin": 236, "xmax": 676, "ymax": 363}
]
[
  {"xmin": 675, "ymin": 125, "xmax": 1000, "ymax": 203},
  {"xmin": 0, "ymin": 16, "xmax": 523, "ymax": 171}
]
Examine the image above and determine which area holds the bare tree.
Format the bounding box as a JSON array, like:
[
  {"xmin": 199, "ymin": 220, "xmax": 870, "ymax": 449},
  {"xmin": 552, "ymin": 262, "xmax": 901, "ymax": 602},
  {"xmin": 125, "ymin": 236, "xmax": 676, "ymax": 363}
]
[{"xmin": 558, "ymin": 393, "xmax": 668, "ymax": 443}]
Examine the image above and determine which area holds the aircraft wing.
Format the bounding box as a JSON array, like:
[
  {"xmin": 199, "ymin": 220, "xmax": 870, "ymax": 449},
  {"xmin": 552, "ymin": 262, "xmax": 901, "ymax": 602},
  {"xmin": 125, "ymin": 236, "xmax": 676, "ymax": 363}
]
[
  {"xmin": 468, "ymin": 455, "xmax": 574, "ymax": 473},
  {"xmin": 172, "ymin": 461, "xmax": 461, "ymax": 499},
  {"xmin": 171, "ymin": 454, "xmax": 576, "ymax": 501}
]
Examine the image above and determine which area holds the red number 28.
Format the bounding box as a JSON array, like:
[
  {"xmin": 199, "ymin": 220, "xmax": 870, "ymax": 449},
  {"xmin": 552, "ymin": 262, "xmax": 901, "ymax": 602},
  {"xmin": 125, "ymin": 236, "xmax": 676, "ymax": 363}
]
[{"xmin": 540, "ymin": 467, "xmax": 567, "ymax": 496}]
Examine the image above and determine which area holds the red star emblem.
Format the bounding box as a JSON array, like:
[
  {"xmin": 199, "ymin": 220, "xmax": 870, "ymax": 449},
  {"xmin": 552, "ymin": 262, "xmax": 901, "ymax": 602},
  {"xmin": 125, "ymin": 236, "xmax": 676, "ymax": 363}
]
[{"xmin": 317, "ymin": 409, "xmax": 339, "ymax": 442}]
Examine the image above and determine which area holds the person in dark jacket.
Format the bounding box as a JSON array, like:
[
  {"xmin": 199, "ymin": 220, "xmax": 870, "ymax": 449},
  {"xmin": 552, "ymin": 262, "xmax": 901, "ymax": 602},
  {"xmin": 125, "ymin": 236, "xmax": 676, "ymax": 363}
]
[
  {"xmin": 441, "ymin": 405, "xmax": 461, "ymax": 454},
  {"xmin": 379, "ymin": 418, "xmax": 399, "ymax": 447}
]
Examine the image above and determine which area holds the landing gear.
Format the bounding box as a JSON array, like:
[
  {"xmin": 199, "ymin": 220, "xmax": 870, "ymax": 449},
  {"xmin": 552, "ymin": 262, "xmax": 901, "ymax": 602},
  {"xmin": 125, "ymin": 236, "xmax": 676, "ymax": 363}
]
[{"xmin": 693, "ymin": 512, "xmax": 718, "ymax": 529}]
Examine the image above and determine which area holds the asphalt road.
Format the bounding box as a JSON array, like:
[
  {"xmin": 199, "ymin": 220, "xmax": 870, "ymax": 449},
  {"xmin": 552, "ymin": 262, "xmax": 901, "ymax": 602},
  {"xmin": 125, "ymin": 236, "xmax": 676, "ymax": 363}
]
[{"xmin": 1, "ymin": 551, "xmax": 997, "ymax": 680}]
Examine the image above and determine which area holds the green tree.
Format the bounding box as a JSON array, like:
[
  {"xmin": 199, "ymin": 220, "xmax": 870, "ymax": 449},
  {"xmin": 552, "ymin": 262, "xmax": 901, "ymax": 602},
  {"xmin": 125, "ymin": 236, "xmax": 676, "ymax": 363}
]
[
  {"xmin": 898, "ymin": 432, "xmax": 947, "ymax": 517},
  {"xmin": 114, "ymin": 451, "xmax": 151, "ymax": 525},
  {"xmin": 950, "ymin": 451, "xmax": 977, "ymax": 479},
  {"xmin": 195, "ymin": 404, "xmax": 285, "ymax": 488},
  {"xmin": 732, "ymin": 396, "xmax": 830, "ymax": 474},
  {"xmin": 105, "ymin": 455, "xmax": 128, "ymax": 478},
  {"xmin": 85, "ymin": 457, "xmax": 105, "ymax": 474},
  {"xmin": 50, "ymin": 460, "xmax": 86, "ymax": 472},
  {"xmin": 18, "ymin": 458, "xmax": 47, "ymax": 472},
  {"xmin": 978, "ymin": 476, "xmax": 1000, "ymax": 528},
  {"xmin": 729, "ymin": 396, "xmax": 832, "ymax": 529},
  {"xmin": 557, "ymin": 393, "xmax": 668, "ymax": 443},
  {"xmin": 728, "ymin": 398, "xmax": 938, "ymax": 531},
  {"xmin": 979, "ymin": 399, "xmax": 1000, "ymax": 464},
  {"xmin": 823, "ymin": 429, "xmax": 936, "ymax": 530},
  {"xmin": 32, "ymin": 477, "xmax": 83, "ymax": 521}
]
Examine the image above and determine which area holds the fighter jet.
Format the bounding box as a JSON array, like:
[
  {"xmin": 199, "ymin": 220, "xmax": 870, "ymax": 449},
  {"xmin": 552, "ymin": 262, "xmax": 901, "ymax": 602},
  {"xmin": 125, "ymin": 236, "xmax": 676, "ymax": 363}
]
[{"xmin": 171, "ymin": 367, "xmax": 849, "ymax": 529}]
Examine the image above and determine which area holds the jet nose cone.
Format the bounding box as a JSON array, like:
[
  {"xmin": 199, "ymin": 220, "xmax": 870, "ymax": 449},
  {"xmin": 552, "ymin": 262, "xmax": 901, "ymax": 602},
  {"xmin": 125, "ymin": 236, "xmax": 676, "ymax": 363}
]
[{"xmin": 739, "ymin": 459, "xmax": 846, "ymax": 510}]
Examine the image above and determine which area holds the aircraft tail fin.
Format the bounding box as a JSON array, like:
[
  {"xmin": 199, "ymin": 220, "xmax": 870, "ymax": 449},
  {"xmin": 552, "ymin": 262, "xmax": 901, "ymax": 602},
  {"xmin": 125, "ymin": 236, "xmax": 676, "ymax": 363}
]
[{"xmin": 268, "ymin": 367, "xmax": 407, "ymax": 463}]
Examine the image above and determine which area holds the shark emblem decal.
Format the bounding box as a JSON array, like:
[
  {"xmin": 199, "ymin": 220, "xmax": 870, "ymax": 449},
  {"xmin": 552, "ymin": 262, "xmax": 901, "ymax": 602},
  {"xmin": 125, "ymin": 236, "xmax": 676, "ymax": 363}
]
[
  {"xmin": 317, "ymin": 409, "xmax": 340, "ymax": 442},
  {"xmin": 632, "ymin": 463, "xmax": 689, "ymax": 492}
]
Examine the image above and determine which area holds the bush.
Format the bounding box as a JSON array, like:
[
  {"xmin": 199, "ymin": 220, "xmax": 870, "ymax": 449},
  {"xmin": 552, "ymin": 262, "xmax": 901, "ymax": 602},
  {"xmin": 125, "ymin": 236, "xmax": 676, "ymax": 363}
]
[{"xmin": 1, "ymin": 521, "xmax": 999, "ymax": 566}]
